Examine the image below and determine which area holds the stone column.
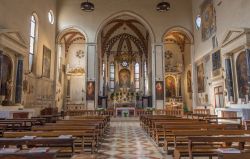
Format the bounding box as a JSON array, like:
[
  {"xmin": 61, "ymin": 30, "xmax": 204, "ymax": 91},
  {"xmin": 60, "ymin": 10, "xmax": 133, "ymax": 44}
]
[
  {"xmin": 224, "ymin": 54, "xmax": 234, "ymax": 103},
  {"xmin": 15, "ymin": 56, "xmax": 24, "ymax": 104},
  {"xmin": 86, "ymin": 43, "xmax": 97, "ymax": 110},
  {"xmin": 153, "ymin": 43, "xmax": 164, "ymax": 109},
  {"xmin": 191, "ymin": 44, "xmax": 197, "ymax": 108}
]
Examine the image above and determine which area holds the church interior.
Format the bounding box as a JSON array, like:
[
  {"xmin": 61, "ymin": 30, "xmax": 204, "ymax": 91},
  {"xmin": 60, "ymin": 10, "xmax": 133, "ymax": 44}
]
[{"xmin": 0, "ymin": 0, "xmax": 250, "ymax": 158}]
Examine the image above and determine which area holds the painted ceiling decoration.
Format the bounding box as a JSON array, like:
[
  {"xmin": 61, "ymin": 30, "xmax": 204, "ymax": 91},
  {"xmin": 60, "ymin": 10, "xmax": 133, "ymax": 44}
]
[
  {"xmin": 101, "ymin": 19, "xmax": 149, "ymax": 58},
  {"xmin": 60, "ymin": 31, "xmax": 85, "ymax": 53},
  {"xmin": 164, "ymin": 31, "xmax": 190, "ymax": 52},
  {"xmin": 104, "ymin": 33, "xmax": 146, "ymax": 57}
]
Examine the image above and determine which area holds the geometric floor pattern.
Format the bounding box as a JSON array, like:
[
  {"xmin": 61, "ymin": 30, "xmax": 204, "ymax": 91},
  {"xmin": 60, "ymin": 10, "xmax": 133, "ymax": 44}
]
[{"xmin": 97, "ymin": 121, "xmax": 164, "ymax": 159}]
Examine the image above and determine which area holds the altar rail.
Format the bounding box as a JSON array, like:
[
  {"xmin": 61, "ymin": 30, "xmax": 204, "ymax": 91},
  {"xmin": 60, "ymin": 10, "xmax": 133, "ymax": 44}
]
[
  {"xmin": 65, "ymin": 109, "xmax": 183, "ymax": 117},
  {"xmin": 66, "ymin": 110, "xmax": 114, "ymax": 116},
  {"xmin": 193, "ymin": 108, "xmax": 210, "ymax": 115}
]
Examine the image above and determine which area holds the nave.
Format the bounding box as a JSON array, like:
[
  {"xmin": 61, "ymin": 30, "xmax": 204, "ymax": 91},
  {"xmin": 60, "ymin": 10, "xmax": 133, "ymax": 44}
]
[{"xmin": 97, "ymin": 121, "xmax": 163, "ymax": 159}]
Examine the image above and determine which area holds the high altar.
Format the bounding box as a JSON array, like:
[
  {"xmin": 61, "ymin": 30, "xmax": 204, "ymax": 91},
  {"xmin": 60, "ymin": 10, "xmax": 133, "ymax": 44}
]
[{"xmin": 111, "ymin": 87, "xmax": 138, "ymax": 117}]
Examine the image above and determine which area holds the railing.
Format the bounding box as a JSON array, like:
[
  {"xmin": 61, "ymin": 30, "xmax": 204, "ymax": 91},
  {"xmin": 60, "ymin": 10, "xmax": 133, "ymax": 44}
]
[
  {"xmin": 66, "ymin": 109, "xmax": 184, "ymax": 117},
  {"xmin": 193, "ymin": 108, "xmax": 210, "ymax": 115}
]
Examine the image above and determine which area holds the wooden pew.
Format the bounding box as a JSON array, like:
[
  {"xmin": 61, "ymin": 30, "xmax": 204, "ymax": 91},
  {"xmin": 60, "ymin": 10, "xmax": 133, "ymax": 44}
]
[
  {"xmin": 31, "ymin": 125, "xmax": 100, "ymax": 146},
  {"xmin": 162, "ymin": 124, "xmax": 231, "ymax": 153},
  {"xmin": 188, "ymin": 135, "xmax": 250, "ymax": 159},
  {"xmin": 55, "ymin": 120, "xmax": 107, "ymax": 139},
  {"xmin": 0, "ymin": 137, "xmax": 75, "ymax": 155},
  {"xmin": 205, "ymin": 117, "xmax": 242, "ymax": 125},
  {"xmin": 172, "ymin": 130, "xmax": 250, "ymax": 159},
  {"xmin": 0, "ymin": 149, "xmax": 58, "ymax": 159},
  {"xmin": 4, "ymin": 131, "xmax": 96, "ymax": 153},
  {"xmin": 153, "ymin": 120, "xmax": 207, "ymax": 145},
  {"xmin": 218, "ymin": 151, "xmax": 250, "ymax": 159}
]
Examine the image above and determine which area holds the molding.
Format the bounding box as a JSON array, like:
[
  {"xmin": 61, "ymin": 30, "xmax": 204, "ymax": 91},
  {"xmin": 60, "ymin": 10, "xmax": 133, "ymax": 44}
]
[{"xmin": 0, "ymin": 29, "xmax": 28, "ymax": 56}]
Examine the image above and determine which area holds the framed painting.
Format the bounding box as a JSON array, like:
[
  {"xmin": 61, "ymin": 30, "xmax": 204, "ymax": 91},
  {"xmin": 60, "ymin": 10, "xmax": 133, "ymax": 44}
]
[
  {"xmin": 86, "ymin": 81, "xmax": 95, "ymax": 101},
  {"xmin": 201, "ymin": 0, "xmax": 216, "ymax": 41},
  {"xmin": 236, "ymin": 51, "xmax": 249, "ymax": 99},
  {"xmin": 165, "ymin": 76, "xmax": 176, "ymax": 98},
  {"xmin": 197, "ymin": 63, "xmax": 205, "ymax": 93},
  {"xmin": 155, "ymin": 81, "xmax": 164, "ymax": 100},
  {"xmin": 42, "ymin": 46, "xmax": 51, "ymax": 78},
  {"xmin": 212, "ymin": 50, "xmax": 221, "ymax": 77}
]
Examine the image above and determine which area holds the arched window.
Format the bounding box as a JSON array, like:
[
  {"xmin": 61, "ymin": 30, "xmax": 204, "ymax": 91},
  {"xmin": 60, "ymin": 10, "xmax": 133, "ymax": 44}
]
[
  {"xmin": 29, "ymin": 13, "xmax": 38, "ymax": 72},
  {"xmin": 110, "ymin": 63, "xmax": 115, "ymax": 91},
  {"xmin": 135, "ymin": 63, "xmax": 140, "ymax": 91},
  {"xmin": 48, "ymin": 10, "xmax": 54, "ymax": 24}
]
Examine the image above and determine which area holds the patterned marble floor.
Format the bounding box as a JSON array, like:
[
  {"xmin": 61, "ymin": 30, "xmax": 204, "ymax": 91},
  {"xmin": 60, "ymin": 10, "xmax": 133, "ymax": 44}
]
[{"xmin": 97, "ymin": 121, "xmax": 165, "ymax": 159}]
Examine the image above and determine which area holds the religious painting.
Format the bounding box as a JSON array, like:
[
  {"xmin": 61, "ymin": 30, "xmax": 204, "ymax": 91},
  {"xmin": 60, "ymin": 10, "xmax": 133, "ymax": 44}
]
[
  {"xmin": 86, "ymin": 81, "xmax": 95, "ymax": 101},
  {"xmin": 119, "ymin": 69, "xmax": 131, "ymax": 88},
  {"xmin": 165, "ymin": 76, "xmax": 176, "ymax": 98},
  {"xmin": 0, "ymin": 54, "xmax": 13, "ymax": 100},
  {"xmin": 155, "ymin": 81, "xmax": 164, "ymax": 100},
  {"xmin": 197, "ymin": 63, "xmax": 205, "ymax": 93},
  {"xmin": 42, "ymin": 46, "xmax": 51, "ymax": 78},
  {"xmin": 236, "ymin": 51, "xmax": 249, "ymax": 99},
  {"xmin": 225, "ymin": 59, "xmax": 234, "ymax": 102},
  {"xmin": 187, "ymin": 70, "xmax": 192, "ymax": 93},
  {"xmin": 201, "ymin": 0, "xmax": 216, "ymax": 41},
  {"xmin": 212, "ymin": 50, "xmax": 221, "ymax": 77}
]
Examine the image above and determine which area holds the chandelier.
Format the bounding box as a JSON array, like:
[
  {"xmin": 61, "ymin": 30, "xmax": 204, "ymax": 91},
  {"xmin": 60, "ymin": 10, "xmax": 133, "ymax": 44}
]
[
  {"xmin": 156, "ymin": 1, "xmax": 170, "ymax": 12},
  {"xmin": 114, "ymin": 52, "xmax": 136, "ymax": 63},
  {"xmin": 81, "ymin": 0, "xmax": 95, "ymax": 12}
]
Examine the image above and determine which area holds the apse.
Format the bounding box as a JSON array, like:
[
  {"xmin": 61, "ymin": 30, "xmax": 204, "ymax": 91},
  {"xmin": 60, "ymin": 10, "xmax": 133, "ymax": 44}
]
[{"xmin": 98, "ymin": 15, "xmax": 152, "ymax": 108}]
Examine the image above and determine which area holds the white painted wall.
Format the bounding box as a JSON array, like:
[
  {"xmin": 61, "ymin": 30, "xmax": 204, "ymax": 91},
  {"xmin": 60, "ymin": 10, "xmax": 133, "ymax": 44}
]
[
  {"xmin": 192, "ymin": 0, "xmax": 250, "ymax": 60},
  {"xmin": 0, "ymin": 0, "xmax": 57, "ymax": 112},
  {"xmin": 57, "ymin": 0, "xmax": 193, "ymax": 43}
]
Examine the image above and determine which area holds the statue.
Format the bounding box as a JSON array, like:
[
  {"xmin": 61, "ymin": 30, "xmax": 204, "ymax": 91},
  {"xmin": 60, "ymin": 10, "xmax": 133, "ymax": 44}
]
[
  {"xmin": 5, "ymin": 79, "xmax": 12, "ymax": 101},
  {"xmin": 2, "ymin": 79, "xmax": 13, "ymax": 105}
]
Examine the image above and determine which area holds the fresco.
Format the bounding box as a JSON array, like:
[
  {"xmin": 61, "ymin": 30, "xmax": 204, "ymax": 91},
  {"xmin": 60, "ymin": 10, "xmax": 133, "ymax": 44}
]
[
  {"xmin": 201, "ymin": 0, "xmax": 216, "ymax": 41},
  {"xmin": 197, "ymin": 63, "xmax": 205, "ymax": 93},
  {"xmin": 42, "ymin": 46, "xmax": 51, "ymax": 78}
]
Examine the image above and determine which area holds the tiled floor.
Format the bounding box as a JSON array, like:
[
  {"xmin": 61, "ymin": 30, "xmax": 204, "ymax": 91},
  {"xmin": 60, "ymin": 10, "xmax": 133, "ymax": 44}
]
[
  {"xmin": 67, "ymin": 120, "xmax": 217, "ymax": 159},
  {"xmin": 97, "ymin": 121, "xmax": 166, "ymax": 159}
]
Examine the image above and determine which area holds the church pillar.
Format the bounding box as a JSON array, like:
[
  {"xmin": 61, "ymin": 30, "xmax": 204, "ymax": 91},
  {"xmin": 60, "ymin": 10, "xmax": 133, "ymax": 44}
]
[
  {"xmin": 224, "ymin": 55, "xmax": 234, "ymax": 103},
  {"xmin": 191, "ymin": 44, "xmax": 197, "ymax": 108},
  {"xmin": 15, "ymin": 56, "xmax": 23, "ymax": 104},
  {"xmin": 153, "ymin": 43, "xmax": 164, "ymax": 109},
  {"xmin": 86, "ymin": 43, "xmax": 97, "ymax": 110}
]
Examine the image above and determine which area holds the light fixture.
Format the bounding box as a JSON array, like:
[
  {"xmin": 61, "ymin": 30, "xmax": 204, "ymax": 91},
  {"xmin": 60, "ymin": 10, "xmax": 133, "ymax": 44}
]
[
  {"xmin": 81, "ymin": 0, "xmax": 94, "ymax": 12},
  {"xmin": 156, "ymin": 1, "xmax": 170, "ymax": 12}
]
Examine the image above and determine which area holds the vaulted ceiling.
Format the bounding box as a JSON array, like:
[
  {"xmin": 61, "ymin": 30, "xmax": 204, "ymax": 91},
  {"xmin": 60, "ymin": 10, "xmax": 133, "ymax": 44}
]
[{"xmin": 100, "ymin": 16, "xmax": 150, "ymax": 58}]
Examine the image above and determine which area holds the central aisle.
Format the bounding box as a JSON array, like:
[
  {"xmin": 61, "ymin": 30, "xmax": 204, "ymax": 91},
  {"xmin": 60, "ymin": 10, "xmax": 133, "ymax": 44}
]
[{"xmin": 98, "ymin": 121, "xmax": 164, "ymax": 159}]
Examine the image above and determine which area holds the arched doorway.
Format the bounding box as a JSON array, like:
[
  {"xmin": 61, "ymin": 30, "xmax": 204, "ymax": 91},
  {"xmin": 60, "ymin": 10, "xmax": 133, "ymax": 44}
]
[
  {"xmin": 163, "ymin": 27, "xmax": 193, "ymax": 110},
  {"xmin": 57, "ymin": 28, "xmax": 87, "ymax": 111},
  {"xmin": 97, "ymin": 14, "xmax": 153, "ymax": 109}
]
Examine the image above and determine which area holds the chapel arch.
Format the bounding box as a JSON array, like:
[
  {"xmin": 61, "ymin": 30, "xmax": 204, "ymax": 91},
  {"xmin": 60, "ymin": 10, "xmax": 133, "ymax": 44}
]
[
  {"xmin": 162, "ymin": 27, "xmax": 193, "ymax": 109},
  {"xmin": 56, "ymin": 27, "xmax": 87, "ymax": 111},
  {"xmin": 97, "ymin": 13, "xmax": 154, "ymax": 108}
]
